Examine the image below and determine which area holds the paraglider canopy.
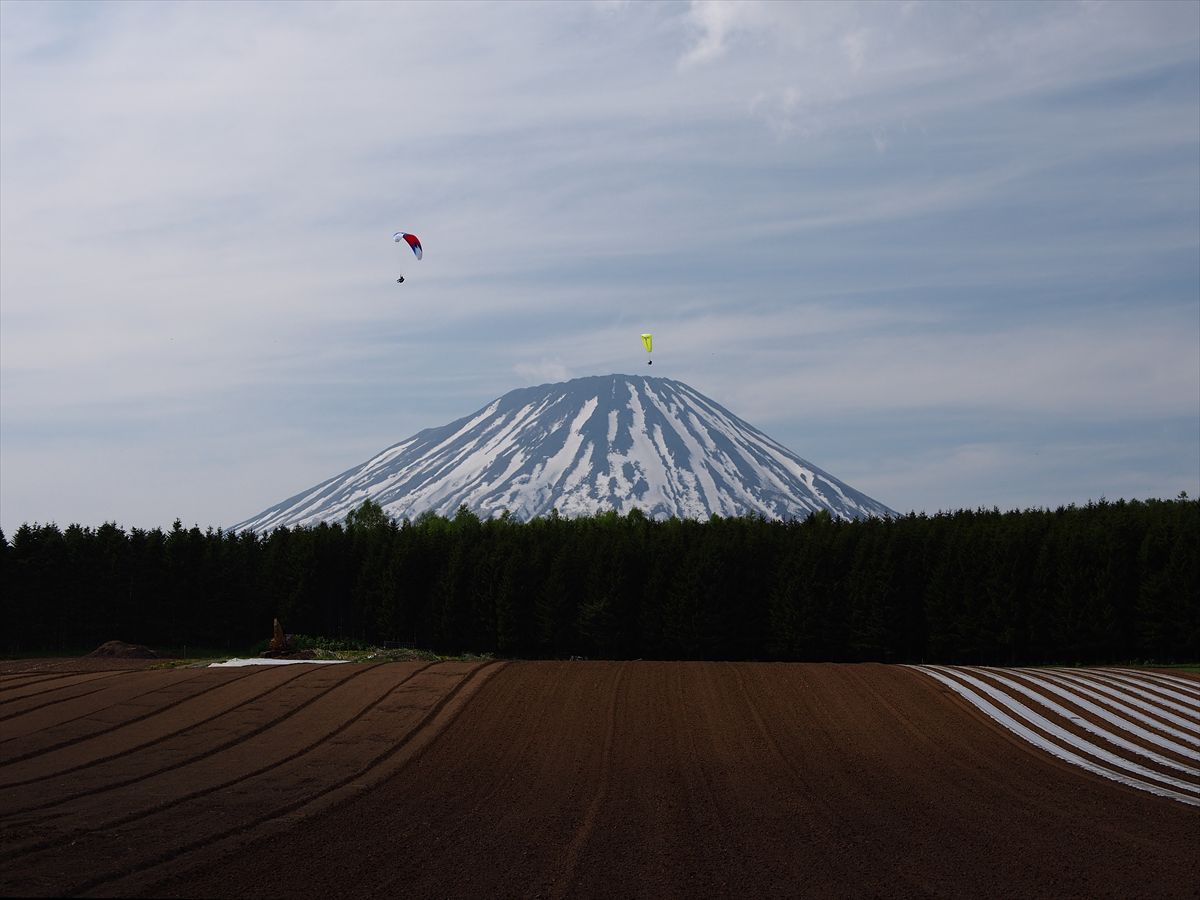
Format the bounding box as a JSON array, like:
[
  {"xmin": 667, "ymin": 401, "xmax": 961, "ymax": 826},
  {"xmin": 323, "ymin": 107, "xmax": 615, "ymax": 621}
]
[
  {"xmin": 641, "ymin": 333, "xmax": 653, "ymax": 364},
  {"xmin": 393, "ymin": 232, "xmax": 423, "ymax": 260}
]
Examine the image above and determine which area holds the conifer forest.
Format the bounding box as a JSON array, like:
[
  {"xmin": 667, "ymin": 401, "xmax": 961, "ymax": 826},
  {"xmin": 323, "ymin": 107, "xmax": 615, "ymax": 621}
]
[{"xmin": 2, "ymin": 499, "xmax": 1196, "ymax": 664}]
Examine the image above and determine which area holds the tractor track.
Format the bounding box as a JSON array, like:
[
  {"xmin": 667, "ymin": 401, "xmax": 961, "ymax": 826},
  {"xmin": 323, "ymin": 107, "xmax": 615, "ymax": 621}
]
[
  {"xmin": 0, "ymin": 665, "xmax": 317, "ymax": 797},
  {"xmin": 76, "ymin": 660, "xmax": 504, "ymax": 899},
  {"xmin": 0, "ymin": 668, "xmax": 252, "ymax": 760}
]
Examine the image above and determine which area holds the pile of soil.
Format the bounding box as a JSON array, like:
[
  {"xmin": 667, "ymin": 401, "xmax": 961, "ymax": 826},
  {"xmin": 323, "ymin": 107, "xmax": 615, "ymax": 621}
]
[{"xmin": 85, "ymin": 640, "xmax": 160, "ymax": 659}]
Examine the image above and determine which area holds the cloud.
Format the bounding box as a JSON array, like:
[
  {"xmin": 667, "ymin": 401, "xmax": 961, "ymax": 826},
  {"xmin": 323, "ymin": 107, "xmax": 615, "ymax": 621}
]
[
  {"xmin": 1, "ymin": 0, "xmax": 1196, "ymax": 529},
  {"xmin": 678, "ymin": 0, "xmax": 759, "ymax": 68},
  {"xmin": 717, "ymin": 309, "xmax": 1200, "ymax": 425},
  {"xmin": 841, "ymin": 29, "xmax": 867, "ymax": 74},
  {"xmin": 854, "ymin": 430, "xmax": 1200, "ymax": 515},
  {"xmin": 514, "ymin": 359, "xmax": 573, "ymax": 385}
]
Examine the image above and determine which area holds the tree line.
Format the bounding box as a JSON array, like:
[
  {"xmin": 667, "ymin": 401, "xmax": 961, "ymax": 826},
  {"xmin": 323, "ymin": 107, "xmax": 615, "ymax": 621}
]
[{"xmin": 1, "ymin": 498, "xmax": 1196, "ymax": 664}]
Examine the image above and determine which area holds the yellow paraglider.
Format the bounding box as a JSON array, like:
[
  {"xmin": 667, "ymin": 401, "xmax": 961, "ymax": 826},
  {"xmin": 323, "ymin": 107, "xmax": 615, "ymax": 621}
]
[{"xmin": 641, "ymin": 333, "xmax": 653, "ymax": 365}]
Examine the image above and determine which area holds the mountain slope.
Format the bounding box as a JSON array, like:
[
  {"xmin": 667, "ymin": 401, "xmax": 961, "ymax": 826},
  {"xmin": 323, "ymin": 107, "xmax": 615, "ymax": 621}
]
[{"xmin": 232, "ymin": 374, "xmax": 895, "ymax": 530}]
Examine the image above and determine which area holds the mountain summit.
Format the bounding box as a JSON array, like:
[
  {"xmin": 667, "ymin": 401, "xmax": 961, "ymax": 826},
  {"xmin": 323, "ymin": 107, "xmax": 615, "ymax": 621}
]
[{"xmin": 232, "ymin": 375, "xmax": 895, "ymax": 531}]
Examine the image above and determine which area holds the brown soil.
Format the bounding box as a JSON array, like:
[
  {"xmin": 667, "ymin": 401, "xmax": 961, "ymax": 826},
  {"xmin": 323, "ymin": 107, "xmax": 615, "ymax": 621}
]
[
  {"xmin": 0, "ymin": 661, "xmax": 1195, "ymax": 899},
  {"xmin": 0, "ymin": 657, "xmax": 168, "ymax": 674}
]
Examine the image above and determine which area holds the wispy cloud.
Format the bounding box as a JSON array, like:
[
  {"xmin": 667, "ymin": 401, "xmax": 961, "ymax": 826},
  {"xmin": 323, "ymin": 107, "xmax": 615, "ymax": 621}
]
[
  {"xmin": 514, "ymin": 359, "xmax": 572, "ymax": 385},
  {"xmin": 678, "ymin": 0, "xmax": 760, "ymax": 69}
]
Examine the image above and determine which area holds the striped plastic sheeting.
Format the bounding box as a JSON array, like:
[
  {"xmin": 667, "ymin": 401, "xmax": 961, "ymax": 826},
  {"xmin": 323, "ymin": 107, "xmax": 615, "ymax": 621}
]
[{"xmin": 909, "ymin": 665, "xmax": 1200, "ymax": 807}]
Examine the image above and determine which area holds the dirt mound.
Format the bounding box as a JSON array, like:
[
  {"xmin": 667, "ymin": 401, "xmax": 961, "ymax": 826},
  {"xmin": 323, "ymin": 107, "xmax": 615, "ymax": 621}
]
[{"xmin": 85, "ymin": 640, "xmax": 160, "ymax": 659}]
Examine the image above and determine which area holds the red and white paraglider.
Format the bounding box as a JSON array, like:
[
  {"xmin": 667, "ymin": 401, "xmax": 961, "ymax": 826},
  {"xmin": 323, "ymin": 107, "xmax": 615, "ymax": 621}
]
[{"xmin": 392, "ymin": 231, "xmax": 422, "ymax": 283}]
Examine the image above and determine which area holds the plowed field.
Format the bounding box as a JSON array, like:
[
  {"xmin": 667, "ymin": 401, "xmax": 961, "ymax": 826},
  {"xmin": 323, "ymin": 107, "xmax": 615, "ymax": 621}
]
[{"xmin": 1, "ymin": 660, "xmax": 1196, "ymax": 899}]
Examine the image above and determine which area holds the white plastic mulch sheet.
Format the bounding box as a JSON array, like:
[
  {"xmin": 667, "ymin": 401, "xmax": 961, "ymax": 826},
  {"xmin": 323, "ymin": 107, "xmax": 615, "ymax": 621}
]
[
  {"xmin": 909, "ymin": 665, "xmax": 1200, "ymax": 807},
  {"xmin": 209, "ymin": 657, "xmax": 349, "ymax": 667}
]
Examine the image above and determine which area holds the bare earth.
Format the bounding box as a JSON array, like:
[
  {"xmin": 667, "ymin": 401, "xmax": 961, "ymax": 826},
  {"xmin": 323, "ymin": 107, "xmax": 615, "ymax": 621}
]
[{"xmin": 0, "ymin": 659, "xmax": 1195, "ymax": 899}]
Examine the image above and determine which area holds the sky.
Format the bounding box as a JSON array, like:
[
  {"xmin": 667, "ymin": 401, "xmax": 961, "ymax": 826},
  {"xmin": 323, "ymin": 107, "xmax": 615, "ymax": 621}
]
[{"xmin": 1, "ymin": 0, "xmax": 1198, "ymax": 532}]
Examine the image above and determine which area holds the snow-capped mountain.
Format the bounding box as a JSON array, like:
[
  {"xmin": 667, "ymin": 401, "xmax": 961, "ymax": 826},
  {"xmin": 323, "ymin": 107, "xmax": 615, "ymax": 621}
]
[{"xmin": 232, "ymin": 375, "xmax": 895, "ymax": 531}]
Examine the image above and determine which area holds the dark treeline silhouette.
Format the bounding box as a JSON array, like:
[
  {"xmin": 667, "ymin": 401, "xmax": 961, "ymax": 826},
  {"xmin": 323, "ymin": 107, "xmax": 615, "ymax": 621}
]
[{"xmin": 2, "ymin": 499, "xmax": 1196, "ymax": 663}]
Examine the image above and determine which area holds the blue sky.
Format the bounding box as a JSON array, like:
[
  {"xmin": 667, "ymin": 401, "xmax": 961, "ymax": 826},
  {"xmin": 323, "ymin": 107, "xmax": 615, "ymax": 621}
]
[{"xmin": 1, "ymin": 0, "xmax": 1197, "ymax": 531}]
